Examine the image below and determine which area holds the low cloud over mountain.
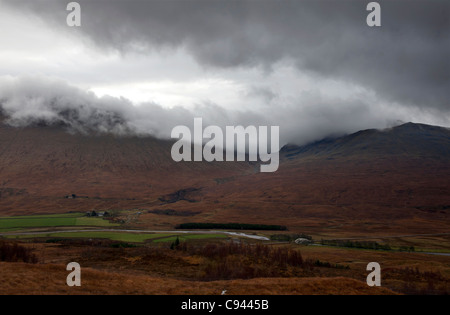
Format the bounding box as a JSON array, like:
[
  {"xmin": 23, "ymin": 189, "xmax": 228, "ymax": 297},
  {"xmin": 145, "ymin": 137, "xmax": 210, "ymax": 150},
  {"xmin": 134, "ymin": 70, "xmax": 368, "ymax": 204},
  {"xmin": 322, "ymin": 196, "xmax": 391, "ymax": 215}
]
[
  {"xmin": 0, "ymin": 1, "xmax": 448, "ymax": 145},
  {"xmin": 0, "ymin": 75, "xmax": 435, "ymax": 146}
]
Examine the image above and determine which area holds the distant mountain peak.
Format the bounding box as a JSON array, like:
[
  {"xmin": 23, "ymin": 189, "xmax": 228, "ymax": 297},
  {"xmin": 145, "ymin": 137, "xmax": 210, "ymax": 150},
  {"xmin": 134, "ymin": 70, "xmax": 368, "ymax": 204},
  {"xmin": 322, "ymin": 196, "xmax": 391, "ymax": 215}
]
[
  {"xmin": 393, "ymin": 122, "xmax": 433, "ymax": 129},
  {"xmin": 282, "ymin": 122, "xmax": 450, "ymax": 160}
]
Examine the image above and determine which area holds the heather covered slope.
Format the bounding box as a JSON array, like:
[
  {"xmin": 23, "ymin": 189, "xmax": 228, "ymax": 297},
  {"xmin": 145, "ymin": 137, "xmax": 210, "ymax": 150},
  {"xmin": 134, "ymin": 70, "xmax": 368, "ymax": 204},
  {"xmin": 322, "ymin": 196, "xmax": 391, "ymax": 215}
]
[
  {"xmin": 0, "ymin": 262, "xmax": 396, "ymax": 295},
  {"xmin": 216, "ymin": 123, "xmax": 450, "ymax": 236},
  {"xmin": 0, "ymin": 119, "xmax": 253, "ymax": 215},
  {"xmin": 0, "ymin": 120, "xmax": 449, "ymax": 238}
]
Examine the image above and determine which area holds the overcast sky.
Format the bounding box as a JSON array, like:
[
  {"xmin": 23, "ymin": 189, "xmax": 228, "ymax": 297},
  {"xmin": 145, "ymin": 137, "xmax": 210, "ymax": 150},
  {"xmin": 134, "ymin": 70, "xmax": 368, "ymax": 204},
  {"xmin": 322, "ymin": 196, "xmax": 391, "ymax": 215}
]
[{"xmin": 0, "ymin": 0, "xmax": 448, "ymax": 145}]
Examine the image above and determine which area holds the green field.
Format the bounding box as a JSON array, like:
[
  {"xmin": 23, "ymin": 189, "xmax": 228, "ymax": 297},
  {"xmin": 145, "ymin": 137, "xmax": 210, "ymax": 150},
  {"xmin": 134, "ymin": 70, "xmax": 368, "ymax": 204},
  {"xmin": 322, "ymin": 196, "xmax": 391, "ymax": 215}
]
[
  {"xmin": 0, "ymin": 213, "xmax": 83, "ymax": 219},
  {"xmin": 38, "ymin": 232, "xmax": 171, "ymax": 243},
  {"xmin": 0, "ymin": 213, "xmax": 118, "ymax": 229},
  {"xmin": 3, "ymin": 231, "xmax": 229, "ymax": 243},
  {"xmin": 0, "ymin": 228, "xmax": 21, "ymax": 233},
  {"xmin": 0, "ymin": 213, "xmax": 229, "ymax": 243}
]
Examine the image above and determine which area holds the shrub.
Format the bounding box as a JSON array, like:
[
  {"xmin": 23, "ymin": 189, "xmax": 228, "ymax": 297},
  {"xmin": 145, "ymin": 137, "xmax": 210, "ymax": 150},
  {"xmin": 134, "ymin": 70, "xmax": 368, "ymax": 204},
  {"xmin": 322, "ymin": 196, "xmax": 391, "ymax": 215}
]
[
  {"xmin": 179, "ymin": 242, "xmax": 305, "ymax": 280},
  {"xmin": 0, "ymin": 241, "xmax": 38, "ymax": 263}
]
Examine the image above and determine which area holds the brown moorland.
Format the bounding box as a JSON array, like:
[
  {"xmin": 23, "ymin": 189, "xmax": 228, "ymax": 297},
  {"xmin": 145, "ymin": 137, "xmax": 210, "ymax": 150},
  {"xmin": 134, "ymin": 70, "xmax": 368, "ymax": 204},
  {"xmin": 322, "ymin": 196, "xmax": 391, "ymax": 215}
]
[
  {"xmin": 0, "ymin": 261, "xmax": 396, "ymax": 295},
  {"xmin": 0, "ymin": 119, "xmax": 449, "ymax": 295}
]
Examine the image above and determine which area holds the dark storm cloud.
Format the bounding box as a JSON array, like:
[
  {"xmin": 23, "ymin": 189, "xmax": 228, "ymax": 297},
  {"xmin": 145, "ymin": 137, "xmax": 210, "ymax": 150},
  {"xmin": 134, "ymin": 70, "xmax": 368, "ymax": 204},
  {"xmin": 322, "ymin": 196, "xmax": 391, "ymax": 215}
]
[{"xmin": 5, "ymin": 0, "xmax": 449, "ymax": 110}]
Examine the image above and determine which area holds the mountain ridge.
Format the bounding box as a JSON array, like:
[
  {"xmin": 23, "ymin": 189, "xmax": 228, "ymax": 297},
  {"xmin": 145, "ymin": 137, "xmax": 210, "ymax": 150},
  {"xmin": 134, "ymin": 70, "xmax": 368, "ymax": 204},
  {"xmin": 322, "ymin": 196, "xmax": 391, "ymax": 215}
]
[{"xmin": 281, "ymin": 122, "xmax": 450, "ymax": 160}]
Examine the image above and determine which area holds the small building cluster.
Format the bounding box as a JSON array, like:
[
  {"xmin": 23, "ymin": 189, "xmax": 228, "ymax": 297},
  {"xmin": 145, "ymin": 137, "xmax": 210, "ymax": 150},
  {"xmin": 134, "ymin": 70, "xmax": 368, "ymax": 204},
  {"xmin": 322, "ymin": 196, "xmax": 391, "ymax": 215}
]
[
  {"xmin": 294, "ymin": 238, "xmax": 313, "ymax": 245},
  {"xmin": 85, "ymin": 211, "xmax": 109, "ymax": 217}
]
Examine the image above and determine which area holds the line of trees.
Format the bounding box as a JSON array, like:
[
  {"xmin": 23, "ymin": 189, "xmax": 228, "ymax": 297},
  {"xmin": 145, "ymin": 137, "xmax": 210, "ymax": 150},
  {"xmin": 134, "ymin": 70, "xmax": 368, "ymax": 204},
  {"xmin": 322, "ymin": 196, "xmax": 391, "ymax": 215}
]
[
  {"xmin": 270, "ymin": 234, "xmax": 313, "ymax": 242},
  {"xmin": 320, "ymin": 239, "xmax": 392, "ymax": 251},
  {"xmin": 176, "ymin": 223, "xmax": 287, "ymax": 231}
]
